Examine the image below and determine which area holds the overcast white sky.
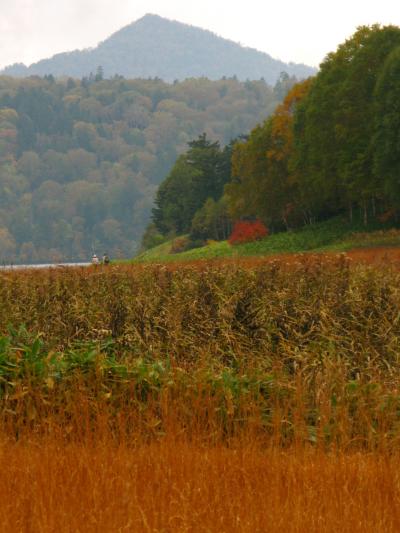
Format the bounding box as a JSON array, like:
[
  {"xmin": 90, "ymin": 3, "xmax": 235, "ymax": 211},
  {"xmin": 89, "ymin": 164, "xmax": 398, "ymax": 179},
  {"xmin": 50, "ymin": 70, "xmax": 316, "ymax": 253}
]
[{"xmin": 0, "ymin": 0, "xmax": 399, "ymax": 70}]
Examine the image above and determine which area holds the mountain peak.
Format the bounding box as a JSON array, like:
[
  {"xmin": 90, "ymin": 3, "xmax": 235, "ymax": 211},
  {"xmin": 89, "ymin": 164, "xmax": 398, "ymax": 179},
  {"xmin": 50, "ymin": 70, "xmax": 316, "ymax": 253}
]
[
  {"xmin": 2, "ymin": 16, "xmax": 316, "ymax": 82},
  {"xmin": 131, "ymin": 13, "xmax": 165, "ymax": 25},
  {"xmin": 138, "ymin": 13, "xmax": 167, "ymax": 21}
]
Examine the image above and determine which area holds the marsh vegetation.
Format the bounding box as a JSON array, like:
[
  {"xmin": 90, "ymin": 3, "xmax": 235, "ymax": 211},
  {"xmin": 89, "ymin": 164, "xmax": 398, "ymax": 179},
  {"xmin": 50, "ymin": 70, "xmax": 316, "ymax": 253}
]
[{"xmin": 0, "ymin": 256, "xmax": 400, "ymax": 530}]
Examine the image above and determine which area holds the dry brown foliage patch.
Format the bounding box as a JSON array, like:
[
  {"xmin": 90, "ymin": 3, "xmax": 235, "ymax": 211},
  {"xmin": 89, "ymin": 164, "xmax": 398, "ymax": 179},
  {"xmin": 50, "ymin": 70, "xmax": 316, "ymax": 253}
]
[
  {"xmin": 0, "ymin": 439, "xmax": 399, "ymax": 532},
  {"xmin": 1, "ymin": 255, "xmax": 400, "ymax": 530}
]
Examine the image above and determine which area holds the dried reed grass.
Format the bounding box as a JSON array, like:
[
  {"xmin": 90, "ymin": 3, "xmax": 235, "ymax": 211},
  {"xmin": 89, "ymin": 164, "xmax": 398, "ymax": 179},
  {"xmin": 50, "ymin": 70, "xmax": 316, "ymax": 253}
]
[
  {"xmin": 0, "ymin": 255, "xmax": 400, "ymax": 531},
  {"xmin": 0, "ymin": 437, "xmax": 399, "ymax": 532}
]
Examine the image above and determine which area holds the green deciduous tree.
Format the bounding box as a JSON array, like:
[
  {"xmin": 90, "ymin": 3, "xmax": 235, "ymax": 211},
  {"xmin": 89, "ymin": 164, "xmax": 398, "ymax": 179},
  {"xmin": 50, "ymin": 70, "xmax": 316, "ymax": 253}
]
[
  {"xmin": 373, "ymin": 46, "xmax": 400, "ymax": 204},
  {"xmin": 293, "ymin": 25, "xmax": 400, "ymax": 224}
]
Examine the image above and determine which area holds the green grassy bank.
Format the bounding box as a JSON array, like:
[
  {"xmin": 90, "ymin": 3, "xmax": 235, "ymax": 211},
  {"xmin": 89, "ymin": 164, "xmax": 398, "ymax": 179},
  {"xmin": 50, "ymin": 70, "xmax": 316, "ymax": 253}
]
[{"xmin": 134, "ymin": 217, "xmax": 400, "ymax": 263}]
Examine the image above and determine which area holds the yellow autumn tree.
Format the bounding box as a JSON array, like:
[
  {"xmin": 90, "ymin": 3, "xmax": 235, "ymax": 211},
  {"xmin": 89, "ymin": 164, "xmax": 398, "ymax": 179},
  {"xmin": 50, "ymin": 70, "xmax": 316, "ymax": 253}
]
[{"xmin": 226, "ymin": 79, "xmax": 312, "ymax": 230}]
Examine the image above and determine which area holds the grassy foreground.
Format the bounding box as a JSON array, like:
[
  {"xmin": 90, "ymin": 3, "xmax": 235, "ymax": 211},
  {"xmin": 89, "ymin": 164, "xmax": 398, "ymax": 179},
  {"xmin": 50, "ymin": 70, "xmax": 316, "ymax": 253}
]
[
  {"xmin": 1, "ymin": 258, "xmax": 400, "ymax": 530},
  {"xmin": 134, "ymin": 217, "xmax": 400, "ymax": 262},
  {"xmin": 1, "ymin": 442, "xmax": 399, "ymax": 532}
]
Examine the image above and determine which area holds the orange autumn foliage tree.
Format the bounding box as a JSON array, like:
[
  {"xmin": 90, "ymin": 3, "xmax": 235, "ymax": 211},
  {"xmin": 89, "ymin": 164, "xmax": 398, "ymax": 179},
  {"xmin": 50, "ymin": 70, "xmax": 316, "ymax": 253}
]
[
  {"xmin": 267, "ymin": 78, "xmax": 312, "ymax": 162},
  {"xmin": 226, "ymin": 79, "xmax": 312, "ymax": 231}
]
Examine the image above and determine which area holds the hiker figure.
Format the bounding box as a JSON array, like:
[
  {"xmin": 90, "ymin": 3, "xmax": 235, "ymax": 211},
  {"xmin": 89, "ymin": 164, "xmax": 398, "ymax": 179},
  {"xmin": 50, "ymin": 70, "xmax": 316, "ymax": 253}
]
[
  {"xmin": 92, "ymin": 253, "xmax": 100, "ymax": 265},
  {"xmin": 102, "ymin": 253, "xmax": 110, "ymax": 265}
]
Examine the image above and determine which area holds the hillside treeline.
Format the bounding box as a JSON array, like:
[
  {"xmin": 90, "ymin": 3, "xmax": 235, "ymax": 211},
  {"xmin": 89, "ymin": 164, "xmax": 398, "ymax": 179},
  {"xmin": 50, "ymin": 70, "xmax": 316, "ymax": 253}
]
[
  {"xmin": 0, "ymin": 74, "xmax": 283, "ymax": 263},
  {"xmin": 150, "ymin": 26, "xmax": 400, "ymax": 246}
]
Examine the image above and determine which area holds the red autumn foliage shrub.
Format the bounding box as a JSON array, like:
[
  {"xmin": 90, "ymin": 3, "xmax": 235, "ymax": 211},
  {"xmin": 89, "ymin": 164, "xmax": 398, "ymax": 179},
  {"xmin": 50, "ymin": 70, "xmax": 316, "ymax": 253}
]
[{"xmin": 228, "ymin": 220, "xmax": 269, "ymax": 245}]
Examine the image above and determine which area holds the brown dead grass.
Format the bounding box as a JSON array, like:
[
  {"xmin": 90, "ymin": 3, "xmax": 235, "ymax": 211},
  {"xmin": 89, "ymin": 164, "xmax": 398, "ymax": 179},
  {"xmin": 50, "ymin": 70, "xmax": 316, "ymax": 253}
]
[
  {"xmin": 133, "ymin": 246, "xmax": 400, "ymax": 271},
  {"xmin": 1, "ymin": 256, "xmax": 400, "ymax": 531},
  {"xmin": 144, "ymin": 244, "xmax": 400, "ymax": 269},
  {"xmin": 0, "ymin": 438, "xmax": 399, "ymax": 532}
]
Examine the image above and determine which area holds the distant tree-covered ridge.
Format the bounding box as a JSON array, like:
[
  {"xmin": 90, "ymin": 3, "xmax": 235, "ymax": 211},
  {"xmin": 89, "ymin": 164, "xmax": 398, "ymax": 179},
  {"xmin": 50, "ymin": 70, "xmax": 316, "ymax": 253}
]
[
  {"xmin": 0, "ymin": 74, "xmax": 286, "ymax": 263},
  {"xmin": 149, "ymin": 25, "xmax": 400, "ymax": 249},
  {"xmin": 2, "ymin": 14, "xmax": 316, "ymax": 84}
]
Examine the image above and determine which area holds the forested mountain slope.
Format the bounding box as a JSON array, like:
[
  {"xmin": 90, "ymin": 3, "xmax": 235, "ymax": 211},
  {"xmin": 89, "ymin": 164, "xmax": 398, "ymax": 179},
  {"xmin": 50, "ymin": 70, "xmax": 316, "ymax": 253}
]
[
  {"xmin": 0, "ymin": 75, "xmax": 282, "ymax": 263},
  {"xmin": 2, "ymin": 14, "xmax": 316, "ymax": 83}
]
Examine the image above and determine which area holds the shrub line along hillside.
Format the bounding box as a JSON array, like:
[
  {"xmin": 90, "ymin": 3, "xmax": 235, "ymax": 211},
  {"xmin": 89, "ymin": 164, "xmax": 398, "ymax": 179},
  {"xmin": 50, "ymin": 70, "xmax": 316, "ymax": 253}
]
[{"xmin": 134, "ymin": 217, "xmax": 400, "ymax": 263}]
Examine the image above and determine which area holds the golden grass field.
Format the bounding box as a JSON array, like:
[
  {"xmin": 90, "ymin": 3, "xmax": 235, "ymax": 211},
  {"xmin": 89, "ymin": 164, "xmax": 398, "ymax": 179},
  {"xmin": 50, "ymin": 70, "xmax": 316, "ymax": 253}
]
[
  {"xmin": 1, "ymin": 250, "xmax": 400, "ymax": 531},
  {"xmin": 1, "ymin": 440, "xmax": 400, "ymax": 532}
]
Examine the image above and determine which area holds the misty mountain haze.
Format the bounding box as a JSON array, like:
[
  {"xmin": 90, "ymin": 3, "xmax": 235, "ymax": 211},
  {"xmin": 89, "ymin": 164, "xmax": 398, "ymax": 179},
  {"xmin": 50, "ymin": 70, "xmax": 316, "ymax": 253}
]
[
  {"xmin": 2, "ymin": 14, "xmax": 316, "ymax": 83},
  {"xmin": 0, "ymin": 72, "xmax": 286, "ymax": 263}
]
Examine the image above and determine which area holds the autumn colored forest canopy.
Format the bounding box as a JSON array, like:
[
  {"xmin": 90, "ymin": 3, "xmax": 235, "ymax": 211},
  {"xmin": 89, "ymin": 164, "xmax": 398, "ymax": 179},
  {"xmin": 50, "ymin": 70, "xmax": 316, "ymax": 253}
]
[
  {"xmin": 1, "ymin": 24, "xmax": 399, "ymax": 262},
  {"xmin": 150, "ymin": 25, "xmax": 400, "ymax": 250},
  {"xmin": 0, "ymin": 74, "xmax": 286, "ymax": 263}
]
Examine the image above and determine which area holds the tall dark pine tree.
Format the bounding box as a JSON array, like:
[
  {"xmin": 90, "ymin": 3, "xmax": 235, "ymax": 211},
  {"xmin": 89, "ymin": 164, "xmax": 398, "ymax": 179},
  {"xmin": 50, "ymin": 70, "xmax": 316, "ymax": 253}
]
[{"xmin": 152, "ymin": 134, "xmax": 231, "ymax": 235}]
